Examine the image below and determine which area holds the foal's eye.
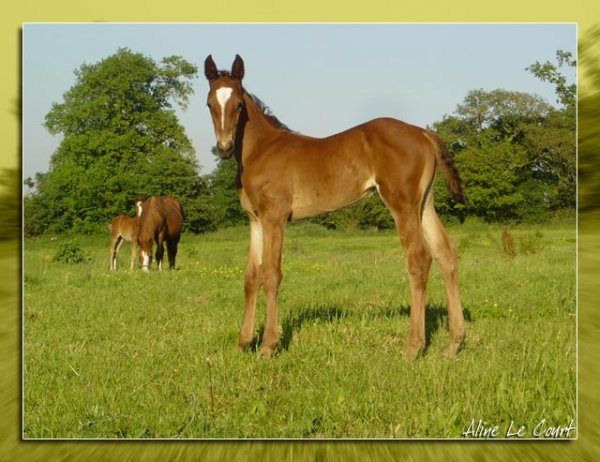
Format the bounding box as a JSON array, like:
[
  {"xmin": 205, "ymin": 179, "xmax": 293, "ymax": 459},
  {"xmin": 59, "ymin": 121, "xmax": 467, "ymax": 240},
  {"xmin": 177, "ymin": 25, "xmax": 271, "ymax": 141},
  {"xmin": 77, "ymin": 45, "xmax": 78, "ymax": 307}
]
[{"xmin": 237, "ymin": 102, "xmax": 244, "ymax": 110}]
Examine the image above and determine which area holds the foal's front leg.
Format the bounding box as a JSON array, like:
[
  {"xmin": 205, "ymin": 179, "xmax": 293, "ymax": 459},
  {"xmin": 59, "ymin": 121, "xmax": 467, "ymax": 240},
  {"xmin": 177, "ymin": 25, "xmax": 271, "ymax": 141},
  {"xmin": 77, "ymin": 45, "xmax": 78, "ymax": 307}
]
[
  {"xmin": 259, "ymin": 217, "xmax": 285, "ymax": 357},
  {"xmin": 239, "ymin": 220, "xmax": 263, "ymax": 350}
]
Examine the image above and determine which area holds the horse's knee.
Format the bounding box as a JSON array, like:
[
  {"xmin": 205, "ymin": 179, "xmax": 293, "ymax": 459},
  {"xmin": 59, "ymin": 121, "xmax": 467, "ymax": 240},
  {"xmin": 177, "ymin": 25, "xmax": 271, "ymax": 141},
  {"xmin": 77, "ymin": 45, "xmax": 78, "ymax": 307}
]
[
  {"xmin": 442, "ymin": 255, "xmax": 458, "ymax": 276},
  {"xmin": 405, "ymin": 245, "xmax": 431, "ymax": 282},
  {"xmin": 261, "ymin": 267, "xmax": 282, "ymax": 291},
  {"xmin": 432, "ymin": 244, "xmax": 458, "ymax": 280},
  {"xmin": 244, "ymin": 266, "xmax": 260, "ymax": 292}
]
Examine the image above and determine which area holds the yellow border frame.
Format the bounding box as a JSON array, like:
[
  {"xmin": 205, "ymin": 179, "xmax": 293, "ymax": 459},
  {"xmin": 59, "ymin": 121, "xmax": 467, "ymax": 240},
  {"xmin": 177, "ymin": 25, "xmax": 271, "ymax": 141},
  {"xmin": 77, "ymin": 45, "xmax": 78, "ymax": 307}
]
[{"xmin": 5, "ymin": 1, "xmax": 598, "ymax": 460}]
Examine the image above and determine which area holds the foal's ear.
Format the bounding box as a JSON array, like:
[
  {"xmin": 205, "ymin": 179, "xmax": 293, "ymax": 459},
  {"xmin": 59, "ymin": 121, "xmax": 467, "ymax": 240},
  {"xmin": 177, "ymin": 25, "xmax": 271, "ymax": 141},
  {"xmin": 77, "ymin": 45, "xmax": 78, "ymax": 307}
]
[
  {"xmin": 231, "ymin": 54, "xmax": 244, "ymax": 80},
  {"xmin": 204, "ymin": 55, "xmax": 219, "ymax": 81}
]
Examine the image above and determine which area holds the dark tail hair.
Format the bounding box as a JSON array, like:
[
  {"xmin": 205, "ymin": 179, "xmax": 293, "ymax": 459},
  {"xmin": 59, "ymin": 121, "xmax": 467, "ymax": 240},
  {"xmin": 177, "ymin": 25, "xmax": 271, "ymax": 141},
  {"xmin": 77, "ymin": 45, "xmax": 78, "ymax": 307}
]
[{"xmin": 433, "ymin": 135, "xmax": 465, "ymax": 205}]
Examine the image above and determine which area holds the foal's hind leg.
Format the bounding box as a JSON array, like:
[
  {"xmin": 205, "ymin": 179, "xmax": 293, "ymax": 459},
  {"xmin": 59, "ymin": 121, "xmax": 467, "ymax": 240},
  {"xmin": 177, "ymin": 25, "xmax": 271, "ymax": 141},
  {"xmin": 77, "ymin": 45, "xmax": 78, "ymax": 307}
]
[
  {"xmin": 380, "ymin": 187, "xmax": 432, "ymax": 359},
  {"xmin": 109, "ymin": 236, "xmax": 122, "ymax": 271},
  {"xmin": 398, "ymin": 213, "xmax": 432, "ymax": 359},
  {"xmin": 422, "ymin": 204, "xmax": 465, "ymax": 356}
]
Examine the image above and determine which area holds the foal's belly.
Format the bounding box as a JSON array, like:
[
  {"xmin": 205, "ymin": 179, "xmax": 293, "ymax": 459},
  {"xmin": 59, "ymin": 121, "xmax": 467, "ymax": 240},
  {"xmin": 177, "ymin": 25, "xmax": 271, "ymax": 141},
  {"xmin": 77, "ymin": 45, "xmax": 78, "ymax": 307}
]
[{"xmin": 290, "ymin": 175, "xmax": 377, "ymax": 220}]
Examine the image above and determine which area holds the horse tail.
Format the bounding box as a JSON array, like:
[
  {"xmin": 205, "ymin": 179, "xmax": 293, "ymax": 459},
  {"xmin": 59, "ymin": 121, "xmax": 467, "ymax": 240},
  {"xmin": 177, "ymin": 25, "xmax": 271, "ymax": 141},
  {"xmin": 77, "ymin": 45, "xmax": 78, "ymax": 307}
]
[
  {"xmin": 179, "ymin": 201, "xmax": 185, "ymax": 223},
  {"xmin": 430, "ymin": 134, "xmax": 465, "ymax": 205}
]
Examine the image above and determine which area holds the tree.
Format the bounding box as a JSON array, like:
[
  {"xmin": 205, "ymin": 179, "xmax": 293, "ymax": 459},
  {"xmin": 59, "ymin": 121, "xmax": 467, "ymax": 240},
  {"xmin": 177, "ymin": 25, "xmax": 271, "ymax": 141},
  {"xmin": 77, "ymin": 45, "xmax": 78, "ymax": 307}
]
[
  {"xmin": 526, "ymin": 50, "xmax": 576, "ymax": 110},
  {"xmin": 206, "ymin": 152, "xmax": 246, "ymax": 228},
  {"xmin": 433, "ymin": 85, "xmax": 575, "ymax": 222},
  {"xmin": 518, "ymin": 110, "xmax": 575, "ymax": 211},
  {"xmin": 525, "ymin": 49, "xmax": 577, "ymax": 212},
  {"xmin": 453, "ymin": 89, "xmax": 553, "ymax": 141},
  {"xmin": 27, "ymin": 48, "xmax": 208, "ymax": 234}
]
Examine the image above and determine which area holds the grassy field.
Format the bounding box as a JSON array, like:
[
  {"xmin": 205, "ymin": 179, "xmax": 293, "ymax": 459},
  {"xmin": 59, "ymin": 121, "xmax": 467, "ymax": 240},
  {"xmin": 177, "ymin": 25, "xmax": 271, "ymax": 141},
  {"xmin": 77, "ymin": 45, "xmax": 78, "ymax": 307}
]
[{"xmin": 22, "ymin": 220, "xmax": 576, "ymax": 439}]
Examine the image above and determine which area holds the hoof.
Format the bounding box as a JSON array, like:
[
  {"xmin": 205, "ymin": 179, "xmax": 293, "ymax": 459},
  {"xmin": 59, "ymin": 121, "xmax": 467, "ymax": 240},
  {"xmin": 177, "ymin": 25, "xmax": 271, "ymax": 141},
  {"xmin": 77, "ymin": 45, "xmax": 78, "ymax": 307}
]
[
  {"xmin": 260, "ymin": 347, "xmax": 274, "ymax": 358},
  {"xmin": 404, "ymin": 343, "xmax": 424, "ymax": 361},
  {"xmin": 260, "ymin": 329, "xmax": 279, "ymax": 358},
  {"xmin": 259, "ymin": 341, "xmax": 278, "ymax": 358},
  {"xmin": 237, "ymin": 336, "xmax": 253, "ymax": 351},
  {"xmin": 445, "ymin": 340, "xmax": 464, "ymax": 358},
  {"xmin": 445, "ymin": 330, "xmax": 465, "ymax": 357}
]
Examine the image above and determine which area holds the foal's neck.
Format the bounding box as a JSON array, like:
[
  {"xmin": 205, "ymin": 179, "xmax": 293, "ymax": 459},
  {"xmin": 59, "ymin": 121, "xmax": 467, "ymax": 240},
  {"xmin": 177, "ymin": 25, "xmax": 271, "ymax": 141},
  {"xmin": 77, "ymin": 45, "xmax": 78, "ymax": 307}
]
[{"xmin": 240, "ymin": 93, "xmax": 284, "ymax": 161}]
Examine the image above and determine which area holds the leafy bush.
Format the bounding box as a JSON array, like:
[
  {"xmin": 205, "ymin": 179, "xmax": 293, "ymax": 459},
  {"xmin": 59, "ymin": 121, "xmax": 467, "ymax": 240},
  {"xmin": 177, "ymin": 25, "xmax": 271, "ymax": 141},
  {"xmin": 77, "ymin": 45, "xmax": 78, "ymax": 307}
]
[{"xmin": 53, "ymin": 239, "xmax": 89, "ymax": 264}]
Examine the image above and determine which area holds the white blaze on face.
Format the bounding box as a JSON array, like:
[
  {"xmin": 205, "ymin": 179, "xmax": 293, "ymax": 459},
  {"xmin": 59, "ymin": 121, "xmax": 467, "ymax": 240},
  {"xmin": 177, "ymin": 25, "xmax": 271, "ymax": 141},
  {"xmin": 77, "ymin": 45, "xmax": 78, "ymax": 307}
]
[
  {"xmin": 215, "ymin": 87, "xmax": 233, "ymax": 130},
  {"xmin": 141, "ymin": 251, "xmax": 149, "ymax": 271},
  {"xmin": 136, "ymin": 201, "xmax": 143, "ymax": 217}
]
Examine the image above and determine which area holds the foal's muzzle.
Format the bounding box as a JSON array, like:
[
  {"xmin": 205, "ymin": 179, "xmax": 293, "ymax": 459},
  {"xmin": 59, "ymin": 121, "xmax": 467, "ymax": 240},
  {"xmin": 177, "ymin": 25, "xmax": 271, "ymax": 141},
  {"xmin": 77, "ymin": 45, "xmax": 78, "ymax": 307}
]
[{"xmin": 217, "ymin": 140, "xmax": 234, "ymax": 158}]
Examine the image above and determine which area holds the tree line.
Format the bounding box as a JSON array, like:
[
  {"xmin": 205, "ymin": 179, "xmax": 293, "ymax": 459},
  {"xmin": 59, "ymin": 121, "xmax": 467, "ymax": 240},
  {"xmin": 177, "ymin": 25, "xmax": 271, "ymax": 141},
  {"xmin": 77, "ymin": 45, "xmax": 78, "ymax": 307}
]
[{"xmin": 22, "ymin": 47, "xmax": 576, "ymax": 237}]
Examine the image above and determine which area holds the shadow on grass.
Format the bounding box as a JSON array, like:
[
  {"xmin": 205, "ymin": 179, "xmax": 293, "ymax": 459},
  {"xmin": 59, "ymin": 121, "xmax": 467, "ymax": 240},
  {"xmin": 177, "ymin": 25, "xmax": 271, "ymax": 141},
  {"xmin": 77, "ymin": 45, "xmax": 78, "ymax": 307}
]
[{"xmin": 266, "ymin": 302, "xmax": 473, "ymax": 354}]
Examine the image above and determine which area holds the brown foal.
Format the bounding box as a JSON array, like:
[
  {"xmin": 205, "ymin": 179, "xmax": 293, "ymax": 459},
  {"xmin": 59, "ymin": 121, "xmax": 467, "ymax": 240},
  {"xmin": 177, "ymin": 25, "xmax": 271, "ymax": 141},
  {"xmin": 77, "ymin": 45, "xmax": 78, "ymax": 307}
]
[
  {"xmin": 204, "ymin": 54, "xmax": 466, "ymax": 359},
  {"xmin": 109, "ymin": 213, "xmax": 139, "ymax": 271}
]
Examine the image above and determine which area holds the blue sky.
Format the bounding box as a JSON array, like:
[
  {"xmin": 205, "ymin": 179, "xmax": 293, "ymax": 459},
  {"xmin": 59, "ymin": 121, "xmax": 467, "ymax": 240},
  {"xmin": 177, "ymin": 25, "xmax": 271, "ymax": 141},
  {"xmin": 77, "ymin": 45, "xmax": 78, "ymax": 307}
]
[{"xmin": 22, "ymin": 23, "xmax": 576, "ymax": 179}]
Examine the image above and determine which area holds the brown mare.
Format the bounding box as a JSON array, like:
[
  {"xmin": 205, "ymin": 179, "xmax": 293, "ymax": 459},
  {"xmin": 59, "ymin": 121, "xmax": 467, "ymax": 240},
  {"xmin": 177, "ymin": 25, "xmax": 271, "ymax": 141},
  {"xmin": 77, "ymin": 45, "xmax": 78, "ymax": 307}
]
[
  {"xmin": 204, "ymin": 55, "xmax": 466, "ymax": 359},
  {"xmin": 109, "ymin": 199, "xmax": 143, "ymax": 270},
  {"xmin": 136, "ymin": 196, "xmax": 184, "ymax": 271}
]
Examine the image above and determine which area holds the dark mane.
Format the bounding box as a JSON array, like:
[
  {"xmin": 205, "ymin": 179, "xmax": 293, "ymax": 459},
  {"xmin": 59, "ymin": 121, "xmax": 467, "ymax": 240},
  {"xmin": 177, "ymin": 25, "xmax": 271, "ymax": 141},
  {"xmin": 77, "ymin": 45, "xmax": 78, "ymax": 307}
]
[
  {"xmin": 216, "ymin": 69, "xmax": 294, "ymax": 133},
  {"xmin": 137, "ymin": 197, "xmax": 165, "ymax": 243},
  {"xmin": 244, "ymin": 92, "xmax": 293, "ymax": 133}
]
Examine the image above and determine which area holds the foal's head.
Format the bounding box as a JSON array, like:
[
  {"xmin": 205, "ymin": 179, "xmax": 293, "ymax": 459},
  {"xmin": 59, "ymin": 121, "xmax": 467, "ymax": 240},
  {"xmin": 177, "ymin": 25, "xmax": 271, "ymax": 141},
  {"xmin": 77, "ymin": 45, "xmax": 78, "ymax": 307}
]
[{"xmin": 204, "ymin": 54, "xmax": 246, "ymax": 158}]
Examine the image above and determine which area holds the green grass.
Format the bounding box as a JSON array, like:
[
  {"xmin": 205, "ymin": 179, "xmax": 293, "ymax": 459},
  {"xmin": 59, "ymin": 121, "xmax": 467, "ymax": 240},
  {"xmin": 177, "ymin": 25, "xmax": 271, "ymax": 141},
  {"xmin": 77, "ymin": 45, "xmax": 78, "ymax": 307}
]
[{"xmin": 23, "ymin": 220, "xmax": 576, "ymax": 439}]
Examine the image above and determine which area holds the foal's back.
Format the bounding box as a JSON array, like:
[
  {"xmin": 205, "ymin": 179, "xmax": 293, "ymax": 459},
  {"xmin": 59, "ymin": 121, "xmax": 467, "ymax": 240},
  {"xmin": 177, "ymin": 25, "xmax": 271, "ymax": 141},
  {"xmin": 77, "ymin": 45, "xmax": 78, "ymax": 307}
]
[
  {"xmin": 111, "ymin": 215, "xmax": 137, "ymax": 241},
  {"xmin": 244, "ymin": 117, "xmax": 436, "ymax": 220}
]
